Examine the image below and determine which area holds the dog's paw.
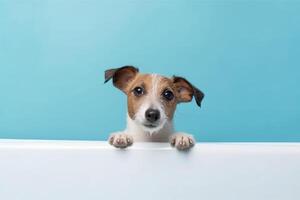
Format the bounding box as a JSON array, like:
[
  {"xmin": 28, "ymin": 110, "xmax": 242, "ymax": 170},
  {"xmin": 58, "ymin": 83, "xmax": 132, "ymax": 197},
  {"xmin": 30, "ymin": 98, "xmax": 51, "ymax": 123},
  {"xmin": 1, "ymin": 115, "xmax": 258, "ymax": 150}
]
[
  {"xmin": 108, "ymin": 133, "xmax": 133, "ymax": 149},
  {"xmin": 170, "ymin": 134, "xmax": 195, "ymax": 151}
]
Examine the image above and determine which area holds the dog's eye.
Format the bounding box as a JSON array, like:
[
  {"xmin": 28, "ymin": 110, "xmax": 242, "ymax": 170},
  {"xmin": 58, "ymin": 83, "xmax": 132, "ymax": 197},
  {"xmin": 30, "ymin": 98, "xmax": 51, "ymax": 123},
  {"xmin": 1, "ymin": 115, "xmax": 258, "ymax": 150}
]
[
  {"xmin": 162, "ymin": 89, "xmax": 174, "ymax": 101},
  {"xmin": 133, "ymin": 87, "xmax": 144, "ymax": 97}
]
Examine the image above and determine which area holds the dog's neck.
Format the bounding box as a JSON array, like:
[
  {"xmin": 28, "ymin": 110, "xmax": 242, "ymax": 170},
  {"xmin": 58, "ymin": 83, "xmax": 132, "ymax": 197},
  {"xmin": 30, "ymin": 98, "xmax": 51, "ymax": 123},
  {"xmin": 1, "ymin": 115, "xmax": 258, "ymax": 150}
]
[{"xmin": 125, "ymin": 114, "xmax": 173, "ymax": 142}]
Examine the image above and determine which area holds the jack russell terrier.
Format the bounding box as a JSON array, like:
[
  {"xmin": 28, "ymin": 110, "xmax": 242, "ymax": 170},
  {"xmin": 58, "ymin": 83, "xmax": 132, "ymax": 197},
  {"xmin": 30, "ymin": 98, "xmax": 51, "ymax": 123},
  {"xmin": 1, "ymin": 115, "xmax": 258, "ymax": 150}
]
[{"xmin": 105, "ymin": 66, "xmax": 204, "ymax": 150}]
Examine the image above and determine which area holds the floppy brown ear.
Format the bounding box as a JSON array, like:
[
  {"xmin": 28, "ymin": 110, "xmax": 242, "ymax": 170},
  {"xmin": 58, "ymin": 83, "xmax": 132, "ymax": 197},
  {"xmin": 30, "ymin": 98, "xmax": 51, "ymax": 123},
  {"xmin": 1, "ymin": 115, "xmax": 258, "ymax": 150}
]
[
  {"xmin": 104, "ymin": 66, "xmax": 139, "ymax": 93},
  {"xmin": 173, "ymin": 76, "xmax": 205, "ymax": 107}
]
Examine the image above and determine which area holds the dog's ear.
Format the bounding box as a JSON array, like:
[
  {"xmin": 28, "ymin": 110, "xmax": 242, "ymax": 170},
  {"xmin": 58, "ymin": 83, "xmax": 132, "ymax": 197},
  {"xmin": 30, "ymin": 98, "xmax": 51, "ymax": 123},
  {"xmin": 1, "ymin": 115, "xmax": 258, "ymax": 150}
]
[
  {"xmin": 173, "ymin": 76, "xmax": 204, "ymax": 107},
  {"xmin": 105, "ymin": 66, "xmax": 139, "ymax": 92}
]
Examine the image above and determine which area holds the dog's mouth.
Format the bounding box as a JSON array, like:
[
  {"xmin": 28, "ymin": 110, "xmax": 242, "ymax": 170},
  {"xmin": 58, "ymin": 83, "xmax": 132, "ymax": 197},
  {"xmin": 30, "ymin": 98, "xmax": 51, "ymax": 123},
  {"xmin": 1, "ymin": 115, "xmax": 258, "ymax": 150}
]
[{"xmin": 143, "ymin": 123, "xmax": 159, "ymax": 129}]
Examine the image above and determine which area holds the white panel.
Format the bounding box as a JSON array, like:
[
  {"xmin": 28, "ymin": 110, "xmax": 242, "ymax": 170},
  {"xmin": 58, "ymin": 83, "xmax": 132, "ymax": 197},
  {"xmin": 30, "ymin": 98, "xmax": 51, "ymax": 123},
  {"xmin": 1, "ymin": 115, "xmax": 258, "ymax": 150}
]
[{"xmin": 0, "ymin": 140, "xmax": 300, "ymax": 200}]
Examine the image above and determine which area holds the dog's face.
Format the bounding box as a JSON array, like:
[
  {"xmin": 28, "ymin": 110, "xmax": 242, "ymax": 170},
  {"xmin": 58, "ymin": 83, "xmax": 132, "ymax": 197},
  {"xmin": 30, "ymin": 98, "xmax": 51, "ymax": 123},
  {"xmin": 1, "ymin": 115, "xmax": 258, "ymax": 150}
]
[{"xmin": 105, "ymin": 66, "xmax": 204, "ymax": 132}]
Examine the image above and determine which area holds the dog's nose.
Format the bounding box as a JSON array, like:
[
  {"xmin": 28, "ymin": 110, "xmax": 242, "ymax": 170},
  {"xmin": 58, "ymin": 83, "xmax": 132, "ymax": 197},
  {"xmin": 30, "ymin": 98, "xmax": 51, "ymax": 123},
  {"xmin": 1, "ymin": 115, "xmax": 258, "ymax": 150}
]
[{"xmin": 145, "ymin": 109, "xmax": 160, "ymax": 123}]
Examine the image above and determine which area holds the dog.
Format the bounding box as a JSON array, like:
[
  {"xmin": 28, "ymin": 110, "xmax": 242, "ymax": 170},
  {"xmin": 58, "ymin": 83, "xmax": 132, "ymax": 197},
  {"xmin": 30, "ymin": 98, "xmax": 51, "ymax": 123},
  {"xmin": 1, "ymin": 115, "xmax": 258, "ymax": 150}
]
[{"xmin": 104, "ymin": 66, "xmax": 204, "ymax": 150}]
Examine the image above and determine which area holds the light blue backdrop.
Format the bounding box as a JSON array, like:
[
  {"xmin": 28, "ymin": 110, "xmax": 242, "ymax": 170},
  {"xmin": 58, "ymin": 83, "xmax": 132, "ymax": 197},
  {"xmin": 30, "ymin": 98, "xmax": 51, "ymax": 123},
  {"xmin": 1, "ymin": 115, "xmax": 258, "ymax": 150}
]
[{"xmin": 0, "ymin": 0, "xmax": 299, "ymax": 142}]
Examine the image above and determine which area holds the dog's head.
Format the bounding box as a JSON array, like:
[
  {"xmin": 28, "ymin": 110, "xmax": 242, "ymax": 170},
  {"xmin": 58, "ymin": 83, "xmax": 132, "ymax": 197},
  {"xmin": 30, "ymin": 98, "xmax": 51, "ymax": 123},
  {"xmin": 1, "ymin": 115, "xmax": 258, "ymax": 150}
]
[{"xmin": 105, "ymin": 66, "xmax": 204, "ymax": 132}]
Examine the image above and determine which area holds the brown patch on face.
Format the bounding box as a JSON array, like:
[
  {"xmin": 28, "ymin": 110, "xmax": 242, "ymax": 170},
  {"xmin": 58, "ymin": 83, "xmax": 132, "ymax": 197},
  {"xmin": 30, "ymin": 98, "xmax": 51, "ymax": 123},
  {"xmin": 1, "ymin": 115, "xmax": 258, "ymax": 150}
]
[
  {"xmin": 126, "ymin": 74, "xmax": 152, "ymax": 119},
  {"xmin": 126, "ymin": 74, "xmax": 178, "ymax": 120},
  {"xmin": 157, "ymin": 77, "xmax": 177, "ymax": 120}
]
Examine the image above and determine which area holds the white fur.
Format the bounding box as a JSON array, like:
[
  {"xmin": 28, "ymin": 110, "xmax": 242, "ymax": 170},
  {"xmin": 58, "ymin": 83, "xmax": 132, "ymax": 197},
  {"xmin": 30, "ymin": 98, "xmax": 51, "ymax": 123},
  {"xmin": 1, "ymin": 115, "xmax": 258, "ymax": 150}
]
[{"xmin": 126, "ymin": 114, "xmax": 173, "ymax": 142}]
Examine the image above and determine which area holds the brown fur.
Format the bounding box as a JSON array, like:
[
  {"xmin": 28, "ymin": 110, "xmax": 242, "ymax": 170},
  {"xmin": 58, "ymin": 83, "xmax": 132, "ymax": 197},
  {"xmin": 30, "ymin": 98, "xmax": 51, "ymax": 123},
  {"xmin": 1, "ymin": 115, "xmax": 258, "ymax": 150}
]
[{"xmin": 126, "ymin": 74, "xmax": 178, "ymax": 120}]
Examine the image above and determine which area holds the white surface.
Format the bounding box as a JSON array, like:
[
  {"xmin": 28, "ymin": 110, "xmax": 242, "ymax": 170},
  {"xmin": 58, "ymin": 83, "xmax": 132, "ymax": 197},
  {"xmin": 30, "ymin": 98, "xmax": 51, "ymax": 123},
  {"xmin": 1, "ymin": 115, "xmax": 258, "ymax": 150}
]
[{"xmin": 0, "ymin": 140, "xmax": 300, "ymax": 200}]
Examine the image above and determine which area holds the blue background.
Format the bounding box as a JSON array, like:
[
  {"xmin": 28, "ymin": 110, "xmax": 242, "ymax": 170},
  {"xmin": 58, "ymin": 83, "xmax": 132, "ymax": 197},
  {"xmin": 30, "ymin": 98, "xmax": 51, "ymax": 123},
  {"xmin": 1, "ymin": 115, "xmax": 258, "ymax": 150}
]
[{"xmin": 0, "ymin": 0, "xmax": 299, "ymax": 142}]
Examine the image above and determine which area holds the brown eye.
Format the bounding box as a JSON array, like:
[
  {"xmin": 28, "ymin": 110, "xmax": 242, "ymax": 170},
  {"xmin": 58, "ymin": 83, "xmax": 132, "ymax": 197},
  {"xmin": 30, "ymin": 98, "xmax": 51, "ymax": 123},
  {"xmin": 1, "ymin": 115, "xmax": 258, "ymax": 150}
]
[
  {"xmin": 133, "ymin": 87, "xmax": 144, "ymax": 97},
  {"xmin": 162, "ymin": 89, "xmax": 174, "ymax": 101}
]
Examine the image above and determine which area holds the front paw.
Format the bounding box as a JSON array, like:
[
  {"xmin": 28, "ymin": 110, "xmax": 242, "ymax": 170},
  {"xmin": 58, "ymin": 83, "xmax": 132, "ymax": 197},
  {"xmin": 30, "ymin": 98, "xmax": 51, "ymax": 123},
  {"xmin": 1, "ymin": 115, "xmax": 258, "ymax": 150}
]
[
  {"xmin": 108, "ymin": 133, "xmax": 133, "ymax": 149},
  {"xmin": 170, "ymin": 134, "xmax": 195, "ymax": 151}
]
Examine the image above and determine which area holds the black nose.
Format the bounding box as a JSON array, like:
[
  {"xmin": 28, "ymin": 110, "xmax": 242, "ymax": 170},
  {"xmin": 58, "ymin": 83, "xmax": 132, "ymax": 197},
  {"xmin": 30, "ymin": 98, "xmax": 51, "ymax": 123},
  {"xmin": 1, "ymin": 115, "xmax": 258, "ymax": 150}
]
[{"xmin": 145, "ymin": 109, "xmax": 160, "ymax": 123}]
